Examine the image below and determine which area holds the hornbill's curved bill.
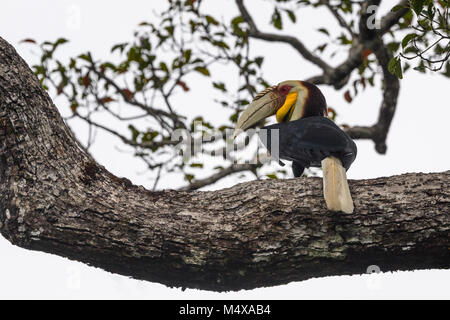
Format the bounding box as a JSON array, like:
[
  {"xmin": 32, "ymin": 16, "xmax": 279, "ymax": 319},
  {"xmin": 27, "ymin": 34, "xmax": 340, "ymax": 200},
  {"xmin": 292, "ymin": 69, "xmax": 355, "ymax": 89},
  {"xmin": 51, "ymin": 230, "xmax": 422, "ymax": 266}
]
[{"xmin": 234, "ymin": 80, "xmax": 357, "ymax": 213}]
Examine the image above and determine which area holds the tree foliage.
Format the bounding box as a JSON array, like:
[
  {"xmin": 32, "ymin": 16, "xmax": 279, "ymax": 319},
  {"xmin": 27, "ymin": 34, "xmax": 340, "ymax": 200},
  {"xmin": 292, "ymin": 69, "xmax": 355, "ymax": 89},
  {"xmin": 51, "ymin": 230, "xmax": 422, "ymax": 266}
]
[
  {"xmin": 21, "ymin": 0, "xmax": 449, "ymax": 190},
  {"xmin": 391, "ymin": 0, "xmax": 450, "ymax": 77}
]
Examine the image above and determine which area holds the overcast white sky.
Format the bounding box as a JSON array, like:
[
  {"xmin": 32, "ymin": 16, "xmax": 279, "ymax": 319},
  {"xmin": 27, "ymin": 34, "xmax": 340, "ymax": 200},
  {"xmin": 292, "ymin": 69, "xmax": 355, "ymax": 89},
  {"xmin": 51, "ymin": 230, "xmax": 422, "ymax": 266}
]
[{"xmin": 0, "ymin": 0, "xmax": 449, "ymax": 299}]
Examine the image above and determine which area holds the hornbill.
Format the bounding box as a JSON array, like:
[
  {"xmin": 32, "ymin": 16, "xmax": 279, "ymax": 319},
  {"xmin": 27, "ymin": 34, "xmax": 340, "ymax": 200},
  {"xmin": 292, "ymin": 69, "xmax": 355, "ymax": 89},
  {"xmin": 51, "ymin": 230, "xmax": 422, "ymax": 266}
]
[{"xmin": 233, "ymin": 80, "xmax": 357, "ymax": 213}]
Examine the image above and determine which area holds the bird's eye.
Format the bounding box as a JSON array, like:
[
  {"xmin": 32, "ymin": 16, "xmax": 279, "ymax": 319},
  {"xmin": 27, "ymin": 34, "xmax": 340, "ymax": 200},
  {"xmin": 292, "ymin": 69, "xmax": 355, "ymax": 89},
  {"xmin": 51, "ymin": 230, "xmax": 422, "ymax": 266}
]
[{"xmin": 279, "ymin": 85, "xmax": 291, "ymax": 94}]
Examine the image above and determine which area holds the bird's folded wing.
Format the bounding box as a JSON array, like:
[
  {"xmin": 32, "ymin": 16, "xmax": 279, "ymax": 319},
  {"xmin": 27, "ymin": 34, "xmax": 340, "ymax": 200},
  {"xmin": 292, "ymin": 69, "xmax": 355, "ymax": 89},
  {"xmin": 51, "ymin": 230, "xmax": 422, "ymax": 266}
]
[{"xmin": 259, "ymin": 116, "xmax": 357, "ymax": 170}]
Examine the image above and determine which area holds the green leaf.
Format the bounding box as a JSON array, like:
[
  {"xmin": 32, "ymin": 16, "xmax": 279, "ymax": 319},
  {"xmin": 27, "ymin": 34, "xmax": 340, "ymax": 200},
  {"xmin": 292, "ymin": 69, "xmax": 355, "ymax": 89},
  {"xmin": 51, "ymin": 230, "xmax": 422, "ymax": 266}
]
[
  {"xmin": 388, "ymin": 56, "xmax": 404, "ymax": 79},
  {"xmin": 70, "ymin": 101, "xmax": 79, "ymax": 114},
  {"xmin": 391, "ymin": 4, "xmax": 407, "ymax": 12},
  {"xmin": 338, "ymin": 34, "xmax": 352, "ymax": 45},
  {"xmin": 231, "ymin": 16, "xmax": 246, "ymax": 37},
  {"xmin": 194, "ymin": 66, "xmax": 210, "ymax": 76},
  {"xmin": 426, "ymin": 2, "xmax": 435, "ymax": 20},
  {"xmin": 159, "ymin": 62, "xmax": 169, "ymax": 73},
  {"xmin": 212, "ymin": 41, "xmax": 230, "ymax": 49},
  {"xmin": 402, "ymin": 10, "xmax": 414, "ymax": 25},
  {"xmin": 387, "ymin": 42, "xmax": 400, "ymax": 53},
  {"xmin": 237, "ymin": 99, "xmax": 249, "ymax": 106},
  {"xmin": 403, "ymin": 62, "xmax": 411, "ymax": 72},
  {"xmin": 254, "ymin": 56, "xmax": 264, "ymax": 67},
  {"xmin": 212, "ymin": 82, "xmax": 227, "ymax": 92},
  {"xmin": 218, "ymin": 125, "xmax": 231, "ymax": 132},
  {"xmin": 317, "ymin": 28, "xmax": 329, "ymax": 36},
  {"xmin": 402, "ymin": 33, "xmax": 417, "ymax": 49},
  {"xmin": 315, "ymin": 43, "xmax": 328, "ymax": 53},
  {"xmin": 266, "ymin": 174, "xmax": 278, "ymax": 180},
  {"xmin": 54, "ymin": 38, "xmax": 69, "ymax": 47},
  {"xmin": 271, "ymin": 9, "xmax": 283, "ymax": 30},
  {"xmin": 388, "ymin": 57, "xmax": 398, "ymax": 75},
  {"xmin": 205, "ymin": 15, "xmax": 219, "ymax": 25},
  {"xmin": 142, "ymin": 131, "xmax": 159, "ymax": 142},
  {"xmin": 165, "ymin": 26, "xmax": 174, "ymax": 36},
  {"xmin": 395, "ymin": 58, "xmax": 403, "ymax": 79},
  {"xmin": 414, "ymin": 60, "xmax": 426, "ymax": 73},
  {"xmin": 184, "ymin": 49, "xmax": 192, "ymax": 63},
  {"xmin": 100, "ymin": 62, "xmax": 116, "ymax": 72},
  {"xmin": 128, "ymin": 124, "xmax": 140, "ymax": 142},
  {"xmin": 404, "ymin": 46, "xmax": 419, "ymax": 54},
  {"xmin": 33, "ymin": 65, "xmax": 46, "ymax": 75},
  {"xmin": 229, "ymin": 112, "xmax": 239, "ymax": 123},
  {"xmin": 140, "ymin": 37, "xmax": 151, "ymax": 50},
  {"xmin": 127, "ymin": 47, "xmax": 140, "ymax": 61},
  {"xmin": 78, "ymin": 53, "xmax": 92, "ymax": 62},
  {"xmin": 111, "ymin": 43, "xmax": 128, "ymax": 54},
  {"xmin": 189, "ymin": 163, "xmax": 204, "ymax": 168},
  {"xmin": 411, "ymin": 0, "xmax": 425, "ymax": 15},
  {"xmin": 285, "ymin": 9, "xmax": 296, "ymax": 23},
  {"xmin": 231, "ymin": 16, "xmax": 245, "ymax": 26}
]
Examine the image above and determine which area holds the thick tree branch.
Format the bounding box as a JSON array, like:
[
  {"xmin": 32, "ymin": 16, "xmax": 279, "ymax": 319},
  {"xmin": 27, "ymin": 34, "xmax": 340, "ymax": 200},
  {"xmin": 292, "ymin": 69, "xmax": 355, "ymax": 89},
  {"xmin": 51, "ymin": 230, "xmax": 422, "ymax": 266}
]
[
  {"xmin": 0, "ymin": 37, "xmax": 449, "ymax": 291},
  {"xmin": 235, "ymin": 0, "xmax": 333, "ymax": 73},
  {"xmin": 235, "ymin": 0, "xmax": 409, "ymax": 154},
  {"xmin": 370, "ymin": 37, "xmax": 400, "ymax": 153},
  {"xmin": 378, "ymin": 0, "xmax": 410, "ymax": 36},
  {"xmin": 341, "ymin": 38, "xmax": 399, "ymax": 154},
  {"xmin": 312, "ymin": 0, "xmax": 408, "ymax": 153}
]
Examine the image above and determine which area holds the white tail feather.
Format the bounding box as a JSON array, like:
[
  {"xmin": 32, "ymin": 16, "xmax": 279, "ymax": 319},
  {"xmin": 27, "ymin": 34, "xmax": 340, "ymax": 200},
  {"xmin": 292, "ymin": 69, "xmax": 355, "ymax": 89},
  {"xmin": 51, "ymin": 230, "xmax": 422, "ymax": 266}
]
[{"xmin": 321, "ymin": 156, "xmax": 354, "ymax": 214}]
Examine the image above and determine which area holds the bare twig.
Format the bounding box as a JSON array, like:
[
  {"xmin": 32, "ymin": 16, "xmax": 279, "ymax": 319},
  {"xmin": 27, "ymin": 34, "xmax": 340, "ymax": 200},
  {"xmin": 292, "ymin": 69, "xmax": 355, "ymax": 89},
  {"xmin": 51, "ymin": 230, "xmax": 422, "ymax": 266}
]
[
  {"xmin": 321, "ymin": 0, "xmax": 357, "ymax": 38},
  {"xmin": 180, "ymin": 163, "xmax": 260, "ymax": 190},
  {"xmin": 378, "ymin": 0, "xmax": 410, "ymax": 36},
  {"xmin": 235, "ymin": 0, "xmax": 333, "ymax": 74}
]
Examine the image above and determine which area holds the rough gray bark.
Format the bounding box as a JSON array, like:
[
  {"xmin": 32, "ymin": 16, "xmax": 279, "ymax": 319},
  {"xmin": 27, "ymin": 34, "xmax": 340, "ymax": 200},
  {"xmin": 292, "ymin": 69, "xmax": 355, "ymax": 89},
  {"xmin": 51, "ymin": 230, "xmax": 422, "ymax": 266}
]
[{"xmin": 0, "ymin": 37, "xmax": 449, "ymax": 292}]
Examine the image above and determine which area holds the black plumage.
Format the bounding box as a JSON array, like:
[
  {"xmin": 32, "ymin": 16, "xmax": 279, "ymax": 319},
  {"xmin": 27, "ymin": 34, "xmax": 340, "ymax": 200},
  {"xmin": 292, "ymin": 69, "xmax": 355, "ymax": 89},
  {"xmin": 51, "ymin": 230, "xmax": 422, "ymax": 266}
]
[{"xmin": 259, "ymin": 116, "xmax": 357, "ymax": 177}]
